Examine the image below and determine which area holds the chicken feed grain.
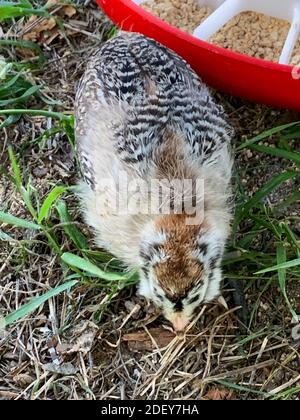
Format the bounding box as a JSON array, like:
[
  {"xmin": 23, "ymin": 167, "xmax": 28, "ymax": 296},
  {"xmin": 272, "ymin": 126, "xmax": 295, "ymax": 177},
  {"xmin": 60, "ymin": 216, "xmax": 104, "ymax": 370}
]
[
  {"xmin": 141, "ymin": 1, "xmax": 300, "ymax": 65},
  {"xmin": 142, "ymin": 0, "xmax": 212, "ymax": 34}
]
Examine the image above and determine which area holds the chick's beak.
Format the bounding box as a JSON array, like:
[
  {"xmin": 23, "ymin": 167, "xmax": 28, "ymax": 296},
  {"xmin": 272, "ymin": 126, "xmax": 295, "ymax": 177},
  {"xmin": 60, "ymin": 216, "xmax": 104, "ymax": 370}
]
[{"xmin": 171, "ymin": 314, "xmax": 189, "ymax": 332}]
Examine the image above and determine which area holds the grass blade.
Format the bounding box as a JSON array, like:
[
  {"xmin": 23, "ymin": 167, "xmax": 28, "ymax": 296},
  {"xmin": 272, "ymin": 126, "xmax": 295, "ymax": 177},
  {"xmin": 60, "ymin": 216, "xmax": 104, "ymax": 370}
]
[
  {"xmin": 274, "ymin": 190, "xmax": 300, "ymax": 213},
  {"xmin": 0, "ymin": 39, "xmax": 44, "ymax": 59},
  {"xmin": 271, "ymin": 386, "xmax": 300, "ymax": 400},
  {"xmin": 0, "ymin": 211, "xmax": 40, "ymax": 230},
  {"xmin": 3, "ymin": 280, "xmax": 78, "ymax": 327},
  {"xmin": 0, "ymin": 5, "xmax": 50, "ymax": 20},
  {"xmin": 243, "ymin": 171, "xmax": 298, "ymax": 213},
  {"xmin": 247, "ymin": 144, "xmax": 300, "ymax": 165},
  {"xmin": 0, "ymin": 228, "xmax": 15, "ymax": 241},
  {"xmin": 7, "ymin": 145, "xmax": 22, "ymax": 189},
  {"xmin": 236, "ymin": 122, "xmax": 300, "ymax": 151},
  {"xmin": 0, "ymin": 108, "xmax": 72, "ymax": 120},
  {"xmin": 0, "ymin": 114, "xmax": 20, "ymax": 129},
  {"xmin": 61, "ymin": 252, "xmax": 127, "ymax": 281},
  {"xmin": 0, "ymin": 73, "xmax": 21, "ymax": 96},
  {"xmin": 0, "ymin": 1, "xmax": 32, "ymax": 7},
  {"xmin": 8, "ymin": 146, "xmax": 37, "ymax": 219},
  {"xmin": 281, "ymin": 223, "xmax": 300, "ymax": 254},
  {"xmin": 0, "ymin": 84, "xmax": 39, "ymax": 106},
  {"xmin": 38, "ymin": 186, "xmax": 67, "ymax": 224},
  {"xmin": 214, "ymin": 379, "xmax": 268, "ymax": 397},
  {"xmin": 236, "ymin": 171, "xmax": 298, "ymax": 224},
  {"xmin": 255, "ymin": 258, "xmax": 300, "ymax": 274},
  {"xmin": 56, "ymin": 200, "xmax": 88, "ymax": 250},
  {"xmin": 276, "ymin": 244, "xmax": 298, "ymax": 321}
]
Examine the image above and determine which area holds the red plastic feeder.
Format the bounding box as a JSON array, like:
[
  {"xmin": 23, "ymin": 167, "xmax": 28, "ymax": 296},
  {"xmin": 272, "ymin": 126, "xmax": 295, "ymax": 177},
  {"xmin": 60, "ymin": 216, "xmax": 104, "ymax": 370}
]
[{"xmin": 96, "ymin": 0, "xmax": 300, "ymax": 111}]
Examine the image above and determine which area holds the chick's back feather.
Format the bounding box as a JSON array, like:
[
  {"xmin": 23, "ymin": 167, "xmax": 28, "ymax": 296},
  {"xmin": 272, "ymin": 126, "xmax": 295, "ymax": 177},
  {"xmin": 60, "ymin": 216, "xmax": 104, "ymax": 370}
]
[{"xmin": 75, "ymin": 32, "xmax": 233, "ymax": 188}]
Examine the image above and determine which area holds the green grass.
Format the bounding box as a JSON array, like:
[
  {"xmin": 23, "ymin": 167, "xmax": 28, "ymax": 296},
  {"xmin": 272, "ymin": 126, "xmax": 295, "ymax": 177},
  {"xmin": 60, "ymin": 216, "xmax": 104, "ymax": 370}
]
[{"xmin": 0, "ymin": 0, "xmax": 50, "ymax": 20}]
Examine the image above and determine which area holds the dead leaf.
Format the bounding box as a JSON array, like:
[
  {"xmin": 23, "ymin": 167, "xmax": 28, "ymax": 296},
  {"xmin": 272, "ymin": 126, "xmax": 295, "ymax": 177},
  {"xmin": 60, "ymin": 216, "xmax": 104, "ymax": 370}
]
[
  {"xmin": 56, "ymin": 321, "xmax": 98, "ymax": 356},
  {"xmin": 21, "ymin": 4, "xmax": 76, "ymax": 46},
  {"xmin": 203, "ymin": 388, "xmax": 235, "ymax": 400},
  {"xmin": 0, "ymin": 390, "xmax": 19, "ymax": 399},
  {"xmin": 23, "ymin": 17, "xmax": 57, "ymax": 42},
  {"xmin": 64, "ymin": 6, "xmax": 77, "ymax": 18},
  {"xmin": 123, "ymin": 328, "xmax": 175, "ymax": 352},
  {"xmin": 13, "ymin": 373, "xmax": 34, "ymax": 387}
]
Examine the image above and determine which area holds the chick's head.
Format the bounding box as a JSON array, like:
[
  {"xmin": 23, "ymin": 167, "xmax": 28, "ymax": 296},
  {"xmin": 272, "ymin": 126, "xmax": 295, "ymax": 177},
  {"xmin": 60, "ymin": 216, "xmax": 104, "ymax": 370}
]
[{"xmin": 139, "ymin": 214, "xmax": 227, "ymax": 331}]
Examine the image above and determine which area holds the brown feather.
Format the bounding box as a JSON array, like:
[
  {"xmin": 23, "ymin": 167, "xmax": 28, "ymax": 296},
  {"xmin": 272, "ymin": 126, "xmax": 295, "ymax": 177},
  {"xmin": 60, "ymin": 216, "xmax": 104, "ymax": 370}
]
[
  {"xmin": 153, "ymin": 130, "xmax": 193, "ymax": 181},
  {"xmin": 154, "ymin": 214, "xmax": 204, "ymax": 299}
]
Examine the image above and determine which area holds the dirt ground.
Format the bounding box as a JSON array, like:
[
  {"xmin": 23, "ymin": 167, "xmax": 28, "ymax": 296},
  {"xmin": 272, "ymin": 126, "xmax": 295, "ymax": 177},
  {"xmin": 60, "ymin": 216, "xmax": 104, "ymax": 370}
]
[{"xmin": 0, "ymin": 1, "xmax": 299, "ymax": 400}]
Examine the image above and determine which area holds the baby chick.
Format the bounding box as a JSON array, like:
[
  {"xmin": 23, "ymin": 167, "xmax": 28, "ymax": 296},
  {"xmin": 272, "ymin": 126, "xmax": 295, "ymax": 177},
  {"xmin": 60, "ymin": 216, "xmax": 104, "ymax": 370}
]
[{"xmin": 75, "ymin": 32, "xmax": 234, "ymax": 332}]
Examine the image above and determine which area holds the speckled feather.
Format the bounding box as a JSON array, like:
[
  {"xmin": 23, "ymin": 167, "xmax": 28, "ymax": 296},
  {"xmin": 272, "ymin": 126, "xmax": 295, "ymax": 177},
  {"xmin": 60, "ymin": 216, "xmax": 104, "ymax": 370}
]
[{"xmin": 75, "ymin": 32, "xmax": 233, "ymax": 187}]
